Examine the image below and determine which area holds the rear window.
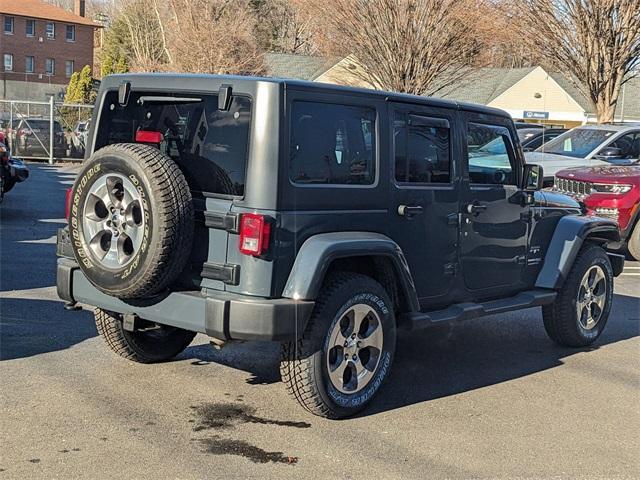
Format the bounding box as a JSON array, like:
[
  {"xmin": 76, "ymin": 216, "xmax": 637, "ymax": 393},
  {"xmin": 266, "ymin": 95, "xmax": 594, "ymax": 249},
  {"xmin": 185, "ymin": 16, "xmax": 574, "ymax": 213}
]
[
  {"xmin": 95, "ymin": 91, "xmax": 252, "ymax": 196},
  {"xmin": 290, "ymin": 101, "xmax": 375, "ymax": 185}
]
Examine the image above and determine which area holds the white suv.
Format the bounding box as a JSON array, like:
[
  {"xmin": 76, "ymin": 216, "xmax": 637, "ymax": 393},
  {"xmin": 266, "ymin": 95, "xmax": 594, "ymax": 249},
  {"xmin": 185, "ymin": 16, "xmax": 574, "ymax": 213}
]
[{"xmin": 525, "ymin": 123, "xmax": 640, "ymax": 184}]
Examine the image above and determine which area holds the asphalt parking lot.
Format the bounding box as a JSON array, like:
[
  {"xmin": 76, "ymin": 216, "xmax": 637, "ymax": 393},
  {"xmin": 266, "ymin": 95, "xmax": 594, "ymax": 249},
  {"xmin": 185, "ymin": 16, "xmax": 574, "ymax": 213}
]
[{"xmin": 1, "ymin": 163, "xmax": 639, "ymax": 479}]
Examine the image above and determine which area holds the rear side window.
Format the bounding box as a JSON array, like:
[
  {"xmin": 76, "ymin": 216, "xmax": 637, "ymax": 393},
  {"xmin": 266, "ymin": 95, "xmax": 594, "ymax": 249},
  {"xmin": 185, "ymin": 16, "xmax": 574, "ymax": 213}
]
[
  {"xmin": 96, "ymin": 91, "xmax": 251, "ymax": 196},
  {"xmin": 290, "ymin": 101, "xmax": 375, "ymax": 185},
  {"xmin": 394, "ymin": 114, "xmax": 451, "ymax": 183}
]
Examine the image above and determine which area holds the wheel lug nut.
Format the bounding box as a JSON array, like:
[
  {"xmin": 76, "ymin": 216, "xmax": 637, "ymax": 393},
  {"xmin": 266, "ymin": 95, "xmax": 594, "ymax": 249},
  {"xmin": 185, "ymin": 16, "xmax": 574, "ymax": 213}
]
[
  {"xmin": 352, "ymin": 354, "xmax": 357, "ymax": 360},
  {"xmin": 351, "ymin": 334, "xmax": 356, "ymax": 339},
  {"xmin": 344, "ymin": 341, "xmax": 348, "ymax": 347}
]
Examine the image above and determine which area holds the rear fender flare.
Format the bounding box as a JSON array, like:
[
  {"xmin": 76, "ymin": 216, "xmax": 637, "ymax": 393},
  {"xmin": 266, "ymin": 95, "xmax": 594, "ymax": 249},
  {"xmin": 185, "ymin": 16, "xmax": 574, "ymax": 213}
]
[
  {"xmin": 282, "ymin": 232, "xmax": 420, "ymax": 311},
  {"xmin": 535, "ymin": 215, "xmax": 621, "ymax": 290}
]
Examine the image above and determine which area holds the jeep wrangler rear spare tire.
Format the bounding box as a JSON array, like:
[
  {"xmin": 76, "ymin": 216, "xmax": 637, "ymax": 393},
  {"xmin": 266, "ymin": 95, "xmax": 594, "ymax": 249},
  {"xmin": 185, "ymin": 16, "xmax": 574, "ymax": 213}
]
[
  {"xmin": 69, "ymin": 143, "xmax": 193, "ymax": 299},
  {"xmin": 280, "ymin": 273, "xmax": 396, "ymax": 419}
]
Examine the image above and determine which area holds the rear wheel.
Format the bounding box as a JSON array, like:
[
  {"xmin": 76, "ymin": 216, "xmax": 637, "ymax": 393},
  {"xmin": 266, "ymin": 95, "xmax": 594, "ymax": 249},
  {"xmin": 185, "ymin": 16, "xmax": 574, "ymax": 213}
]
[
  {"xmin": 94, "ymin": 308, "xmax": 196, "ymax": 363},
  {"xmin": 542, "ymin": 244, "xmax": 613, "ymax": 347},
  {"xmin": 280, "ymin": 273, "xmax": 396, "ymax": 419}
]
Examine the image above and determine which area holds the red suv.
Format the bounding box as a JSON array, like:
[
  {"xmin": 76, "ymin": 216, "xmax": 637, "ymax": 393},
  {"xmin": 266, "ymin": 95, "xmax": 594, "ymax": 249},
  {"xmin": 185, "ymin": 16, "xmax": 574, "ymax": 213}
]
[{"xmin": 554, "ymin": 165, "xmax": 640, "ymax": 260}]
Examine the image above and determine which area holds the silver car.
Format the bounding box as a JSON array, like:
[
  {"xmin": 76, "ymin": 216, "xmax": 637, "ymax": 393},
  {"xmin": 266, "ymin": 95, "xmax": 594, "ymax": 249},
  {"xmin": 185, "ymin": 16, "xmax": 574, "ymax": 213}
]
[{"xmin": 525, "ymin": 123, "xmax": 640, "ymax": 184}]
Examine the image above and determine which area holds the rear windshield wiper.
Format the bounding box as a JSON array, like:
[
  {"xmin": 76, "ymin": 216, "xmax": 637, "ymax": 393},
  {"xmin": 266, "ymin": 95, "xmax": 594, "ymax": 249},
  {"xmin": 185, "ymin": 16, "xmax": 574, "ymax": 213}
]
[{"xmin": 137, "ymin": 96, "xmax": 202, "ymax": 105}]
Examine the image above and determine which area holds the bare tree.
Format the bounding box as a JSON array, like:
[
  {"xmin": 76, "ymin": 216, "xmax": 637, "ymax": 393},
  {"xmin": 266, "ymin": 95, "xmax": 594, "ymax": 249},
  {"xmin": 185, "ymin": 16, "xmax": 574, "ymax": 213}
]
[
  {"xmin": 519, "ymin": 0, "xmax": 640, "ymax": 123},
  {"xmin": 252, "ymin": 0, "xmax": 316, "ymax": 54},
  {"xmin": 166, "ymin": 0, "xmax": 265, "ymax": 75},
  {"xmin": 321, "ymin": 0, "xmax": 483, "ymax": 95}
]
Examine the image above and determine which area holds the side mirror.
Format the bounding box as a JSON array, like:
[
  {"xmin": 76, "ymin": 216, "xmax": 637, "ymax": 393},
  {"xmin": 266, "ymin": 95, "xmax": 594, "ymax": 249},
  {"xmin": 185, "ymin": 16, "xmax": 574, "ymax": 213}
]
[
  {"xmin": 523, "ymin": 164, "xmax": 543, "ymax": 191},
  {"xmin": 596, "ymin": 146, "xmax": 623, "ymax": 160}
]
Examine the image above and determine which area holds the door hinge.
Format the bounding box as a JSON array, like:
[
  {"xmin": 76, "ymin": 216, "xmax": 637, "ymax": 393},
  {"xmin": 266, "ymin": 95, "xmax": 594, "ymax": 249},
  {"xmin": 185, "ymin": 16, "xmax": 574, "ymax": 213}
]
[
  {"xmin": 447, "ymin": 212, "xmax": 461, "ymax": 227},
  {"xmin": 516, "ymin": 255, "xmax": 527, "ymax": 265},
  {"xmin": 444, "ymin": 262, "xmax": 458, "ymax": 275}
]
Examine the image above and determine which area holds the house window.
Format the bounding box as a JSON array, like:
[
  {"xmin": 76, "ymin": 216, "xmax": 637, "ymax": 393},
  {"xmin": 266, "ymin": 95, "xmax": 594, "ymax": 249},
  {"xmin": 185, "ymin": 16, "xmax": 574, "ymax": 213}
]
[
  {"xmin": 46, "ymin": 22, "xmax": 55, "ymax": 39},
  {"xmin": 65, "ymin": 60, "xmax": 74, "ymax": 77},
  {"xmin": 45, "ymin": 58, "xmax": 55, "ymax": 75},
  {"xmin": 26, "ymin": 19, "xmax": 35, "ymax": 37},
  {"xmin": 4, "ymin": 53, "xmax": 13, "ymax": 71},
  {"xmin": 25, "ymin": 56, "xmax": 35, "ymax": 73},
  {"xmin": 66, "ymin": 25, "xmax": 75, "ymax": 42},
  {"xmin": 4, "ymin": 16, "xmax": 14, "ymax": 34}
]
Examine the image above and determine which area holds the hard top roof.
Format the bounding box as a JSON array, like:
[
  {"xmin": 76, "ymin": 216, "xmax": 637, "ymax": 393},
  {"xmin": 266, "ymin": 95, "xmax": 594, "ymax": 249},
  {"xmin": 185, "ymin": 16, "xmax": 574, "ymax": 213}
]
[
  {"xmin": 100, "ymin": 73, "xmax": 512, "ymax": 119},
  {"xmin": 573, "ymin": 123, "xmax": 640, "ymax": 132}
]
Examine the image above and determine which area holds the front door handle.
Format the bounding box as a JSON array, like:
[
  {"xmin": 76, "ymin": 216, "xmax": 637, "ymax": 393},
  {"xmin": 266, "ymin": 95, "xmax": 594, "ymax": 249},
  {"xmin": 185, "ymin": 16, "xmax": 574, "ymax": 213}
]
[
  {"xmin": 466, "ymin": 203, "xmax": 487, "ymax": 214},
  {"xmin": 398, "ymin": 205, "xmax": 424, "ymax": 217}
]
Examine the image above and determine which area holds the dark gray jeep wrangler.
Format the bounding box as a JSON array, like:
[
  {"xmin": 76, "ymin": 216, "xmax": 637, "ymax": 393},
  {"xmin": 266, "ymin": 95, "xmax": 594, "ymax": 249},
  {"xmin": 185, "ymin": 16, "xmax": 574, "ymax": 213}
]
[{"xmin": 57, "ymin": 74, "xmax": 624, "ymax": 419}]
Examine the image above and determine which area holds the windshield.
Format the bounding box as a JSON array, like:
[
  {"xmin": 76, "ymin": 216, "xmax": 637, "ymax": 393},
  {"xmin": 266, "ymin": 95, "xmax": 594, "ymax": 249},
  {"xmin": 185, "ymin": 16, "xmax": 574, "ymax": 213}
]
[{"xmin": 537, "ymin": 128, "xmax": 616, "ymax": 158}]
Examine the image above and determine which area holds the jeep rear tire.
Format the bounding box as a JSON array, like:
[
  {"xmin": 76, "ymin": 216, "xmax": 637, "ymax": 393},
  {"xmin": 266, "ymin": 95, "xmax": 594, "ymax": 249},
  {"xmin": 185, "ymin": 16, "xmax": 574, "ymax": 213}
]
[
  {"xmin": 280, "ymin": 273, "xmax": 396, "ymax": 419},
  {"xmin": 542, "ymin": 244, "xmax": 613, "ymax": 347},
  {"xmin": 69, "ymin": 144, "xmax": 193, "ymax": 299},
  {"xmin": 94, "ymin": 308, "xmax": 196, "ymax": 363}
]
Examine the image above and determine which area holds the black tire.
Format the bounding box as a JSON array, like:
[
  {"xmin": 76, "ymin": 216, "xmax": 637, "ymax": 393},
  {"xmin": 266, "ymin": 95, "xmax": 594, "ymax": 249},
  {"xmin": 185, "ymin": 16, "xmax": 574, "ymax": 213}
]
[
  {"xmin": 69, "ymin": 143, "xmax": 193, "ymax": 299},
  {"xmin": 2, "ymin": 177, "xmax": 15, "ymax": 194},
  {"xmin": 542, "ymin": 244, "xmax": 614, "ymax": 347},
  {"xmin": 280, "ymin": 273, "xmax": 396, "ymax": 419},
  {"xmin": 94, "ymin": 308, "xmax": 196, "ymax": 363}
]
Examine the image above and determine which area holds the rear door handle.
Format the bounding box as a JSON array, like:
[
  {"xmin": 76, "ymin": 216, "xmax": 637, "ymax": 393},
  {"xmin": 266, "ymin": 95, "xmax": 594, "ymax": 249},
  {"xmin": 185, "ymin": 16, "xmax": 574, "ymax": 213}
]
[
  {"xmin": 398, "ymin": 205, "xmax": 424, "ymax": 217},
  {"xmin": 466, "ymin": 203, "xmax": 487, "ymax": 214}
]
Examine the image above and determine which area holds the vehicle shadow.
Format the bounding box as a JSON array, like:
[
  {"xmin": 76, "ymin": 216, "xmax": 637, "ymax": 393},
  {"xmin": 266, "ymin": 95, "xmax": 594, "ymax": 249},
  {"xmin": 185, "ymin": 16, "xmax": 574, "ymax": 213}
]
[
  {"xmin": 364, "ymin": 292, "xmax": 639, "ymax": 416},
  {"xmin": 0, "ymin": 297, "xmax": 95, "ymax": 360}
]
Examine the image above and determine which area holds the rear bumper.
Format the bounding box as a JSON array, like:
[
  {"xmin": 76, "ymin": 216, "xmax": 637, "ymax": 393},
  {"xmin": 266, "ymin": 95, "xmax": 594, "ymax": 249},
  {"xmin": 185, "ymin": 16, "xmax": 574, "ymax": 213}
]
[{"xmin": 57, "ymin": 257, "xmax": 314, "ymax": 342}]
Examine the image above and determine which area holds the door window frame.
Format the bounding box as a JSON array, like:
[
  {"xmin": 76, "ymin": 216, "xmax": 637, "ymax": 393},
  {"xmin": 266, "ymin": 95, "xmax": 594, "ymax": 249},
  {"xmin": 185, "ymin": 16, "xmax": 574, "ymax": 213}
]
[{"xmin": 462, "ymin": 114, "xmax": 523, "ymax": 188}]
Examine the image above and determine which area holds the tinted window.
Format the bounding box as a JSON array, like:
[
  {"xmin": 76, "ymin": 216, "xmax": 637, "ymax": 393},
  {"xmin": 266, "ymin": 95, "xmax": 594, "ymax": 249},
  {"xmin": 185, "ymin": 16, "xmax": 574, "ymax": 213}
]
[
  {"xmin": 394, "ymin": 114, "xmax": 450, "ymax": 183},
  {"xmin": 290, "ymin": 101, "xmax": 375, "ymax": 185},
  {"xmin": 96, "ymin": 92, "xmax": 252, "ymax": 196},
  {"xmin": 467, "ymin": 122, "xmax": 516, "ymax": 185}
]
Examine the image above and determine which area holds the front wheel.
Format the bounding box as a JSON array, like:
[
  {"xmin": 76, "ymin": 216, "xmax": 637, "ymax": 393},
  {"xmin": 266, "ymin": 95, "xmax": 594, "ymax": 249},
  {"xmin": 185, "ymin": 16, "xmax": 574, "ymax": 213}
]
[
  {"xmin": 280, "ymin": 273, "xmax": 396, "ymax": 419},
  {"xmin": 542, "ymin": 244, "xmax": 614, "ymax": 347}
]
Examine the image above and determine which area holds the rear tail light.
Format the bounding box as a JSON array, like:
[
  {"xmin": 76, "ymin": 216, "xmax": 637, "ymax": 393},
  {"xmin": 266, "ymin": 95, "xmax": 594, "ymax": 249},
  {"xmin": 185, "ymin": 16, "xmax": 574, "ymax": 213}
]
[
  {"xmin": 65, "ymin": 187, "xmax": 73, "ymax": 220},
  {"xmin": 135, "ymin": 130, "xmax": 163, "ymax": 144},
  {"xmin": 239, "ymin": 213, "xmax": 271, "ymax": 256}
]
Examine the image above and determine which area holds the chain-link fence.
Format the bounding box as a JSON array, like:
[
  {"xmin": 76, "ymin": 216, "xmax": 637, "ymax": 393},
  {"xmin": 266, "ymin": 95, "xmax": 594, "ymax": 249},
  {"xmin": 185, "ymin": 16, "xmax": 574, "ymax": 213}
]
[{"xmin": 0, "ymin": 99, "xmax": 93, "ymax": 164}]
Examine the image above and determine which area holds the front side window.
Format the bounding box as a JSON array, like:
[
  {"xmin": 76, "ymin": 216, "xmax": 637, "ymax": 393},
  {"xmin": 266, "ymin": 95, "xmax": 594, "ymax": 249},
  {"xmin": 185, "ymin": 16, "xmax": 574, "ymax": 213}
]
[
  {"xmin": 96, "ymin": 92, "xmax": 252, "ymax": 196},
  {"xmin": 467, "ymin": 122, "xmax": 516, "ymax": 185},
  {"xmin": 394, "ymin": 114, "xmax": 451, "ymax": 184},
  {"xmin": 45, "ymin": 58, "xmax": 55, "ymax": 74},
  {"xmin": 65, "ymin": 60, "xmax": 74, "ymax": 77},
  {"xmin": 610, "ymin": 131, "xmax": 640, "ymax": 160},
  {"xmin": 3, "ymin": 53, "xmax": 13, "ymax": 71},
  {"xmin": 26, "ymin": 19, "xmax": 35, "ymax": 36},
  {"xmin": 25, "ymin": 56, "xmax": 34, "ymax": 73},
  {"xmin": 66, "ymin": 25, "xmax": 75, "ymax": 41},
  {"xmin": 290, "ymin": 101, "xmax": 376, "ymax": 185},
  {"xmin": 4, "ymin": 16, "xmax": 13, "ymax": 34},
  {"xmin": 46, "ymin": 22, "xmax": 55, "ymax": 39}
]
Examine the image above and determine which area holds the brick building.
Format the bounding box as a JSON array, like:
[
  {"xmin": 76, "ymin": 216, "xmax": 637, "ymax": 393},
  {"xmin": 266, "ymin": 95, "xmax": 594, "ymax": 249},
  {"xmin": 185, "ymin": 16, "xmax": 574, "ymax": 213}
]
[{"xmin": 0, "ymin": 0, "xmax": 99, "ymax": 101}]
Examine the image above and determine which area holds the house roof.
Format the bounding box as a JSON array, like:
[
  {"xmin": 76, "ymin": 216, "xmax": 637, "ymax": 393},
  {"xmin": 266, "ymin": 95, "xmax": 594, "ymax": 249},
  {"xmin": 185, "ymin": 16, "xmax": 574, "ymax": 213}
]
[
  {"xmin": 264, "ymin": 53, "xmax": 340, "ymax": 81},
  {"xmin": 435, "ymin": 67, "xmax": 536, "ymax": 104},
  {"xmin": 0, "ymin": 0, "xmax": 99, "ymax": 27}
]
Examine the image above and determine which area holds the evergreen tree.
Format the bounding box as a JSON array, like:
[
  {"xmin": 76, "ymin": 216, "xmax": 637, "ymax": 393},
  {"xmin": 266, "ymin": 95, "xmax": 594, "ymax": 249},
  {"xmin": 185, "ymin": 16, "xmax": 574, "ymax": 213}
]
[{"xmin": 100, "ymin": 55, "xmax": 114, "ymax": 78}]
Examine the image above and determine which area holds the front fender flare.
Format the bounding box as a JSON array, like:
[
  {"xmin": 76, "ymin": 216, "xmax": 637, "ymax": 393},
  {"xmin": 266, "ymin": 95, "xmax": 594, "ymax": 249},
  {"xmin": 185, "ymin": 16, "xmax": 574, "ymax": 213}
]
[
  {"xmin": 282, "ymin": 232, "xmax": 420, "ymax": 311},
  {"xmin": 535, "ymin": 215, "xmax": 621, "ymax": 290}
]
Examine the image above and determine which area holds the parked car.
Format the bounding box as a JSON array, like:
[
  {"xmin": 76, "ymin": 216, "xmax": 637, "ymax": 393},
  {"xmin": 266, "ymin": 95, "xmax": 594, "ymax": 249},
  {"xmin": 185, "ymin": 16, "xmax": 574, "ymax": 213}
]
[
  {"xmin": 518, "ymin": 128, "xmax": 567, "ymax": 152},
  {"xmin": 526, "ymin": 124, "xmax": 640, "ymax": 185},
  {"xmin": 57, "ymin": 74, "xmax": 623, "ymax": 419},
  {"xmin": 554, "ymin": 165, "xmax": 640, "ymax": 260},
  {"xmin": 0, "ymin": 141, "xmax": 29, "ymax": 203},
  {"xmin": 13, "ymin": 118, "xmax": 66, "ymax": 158}
]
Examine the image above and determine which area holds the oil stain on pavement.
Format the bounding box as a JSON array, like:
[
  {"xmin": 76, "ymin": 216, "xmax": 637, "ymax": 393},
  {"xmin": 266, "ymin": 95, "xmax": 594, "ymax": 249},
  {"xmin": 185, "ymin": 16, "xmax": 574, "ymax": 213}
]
[{"xmin": 191, "ymin": 402, "xmax": 310, "ymax": 464}]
